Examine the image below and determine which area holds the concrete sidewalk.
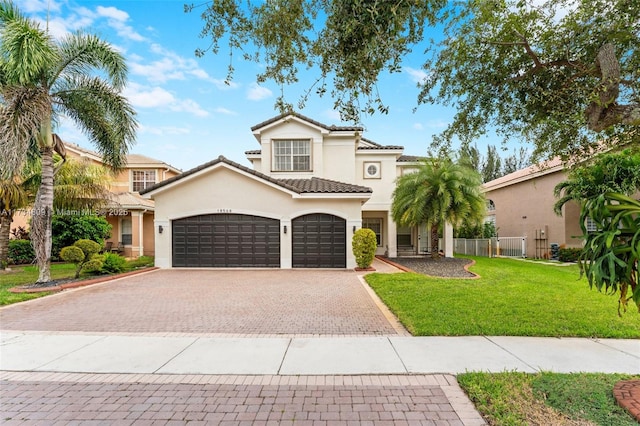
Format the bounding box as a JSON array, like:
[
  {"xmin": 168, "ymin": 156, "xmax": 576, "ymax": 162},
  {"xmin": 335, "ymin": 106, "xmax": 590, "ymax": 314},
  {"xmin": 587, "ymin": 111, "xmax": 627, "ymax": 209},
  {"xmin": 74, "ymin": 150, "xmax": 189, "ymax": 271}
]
[{"xmin": 1, "ymin": 332, "xmax": 638, "ymax": 375}]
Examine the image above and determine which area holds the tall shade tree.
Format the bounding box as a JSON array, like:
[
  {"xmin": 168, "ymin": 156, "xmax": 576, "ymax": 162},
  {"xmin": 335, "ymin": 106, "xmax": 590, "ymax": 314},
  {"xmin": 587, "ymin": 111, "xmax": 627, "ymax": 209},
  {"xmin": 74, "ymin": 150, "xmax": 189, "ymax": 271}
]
[
  {"xmin": 189, "ymin": 0, "xmax": 639, "ymax": 161},
  {"xmin": 391, "ymin": 159, "xmax": 486, "ymax": 258},
  {"xmin": 0, "ymin": 1, "xmax": 136, "ymax": 282}
]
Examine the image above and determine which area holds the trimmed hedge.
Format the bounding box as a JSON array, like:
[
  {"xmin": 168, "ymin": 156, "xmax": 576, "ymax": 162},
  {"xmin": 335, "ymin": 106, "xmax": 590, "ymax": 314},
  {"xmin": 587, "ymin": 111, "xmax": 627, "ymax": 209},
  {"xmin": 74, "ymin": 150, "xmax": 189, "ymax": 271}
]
[
  {"xmin": 558, "ymin": 247, "xmax": 582, "ymax": 263},
  {"xmin": 8, "ymin": 239, "xmax": 35, "ymax": 264}
]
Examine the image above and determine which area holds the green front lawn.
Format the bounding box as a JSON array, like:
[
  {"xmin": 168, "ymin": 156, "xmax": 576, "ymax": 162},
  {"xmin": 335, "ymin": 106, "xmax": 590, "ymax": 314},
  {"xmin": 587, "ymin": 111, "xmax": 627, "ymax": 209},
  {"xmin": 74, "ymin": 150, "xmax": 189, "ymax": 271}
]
[
  {"xmin": 458, "ymin": 372, "xmax": 640, "ymax": 425},
  {"xmin": 0, "ymin": 256, "xmax": 155, "ymax": 306},
  {"xmin": 0, "ymin": 263, "xmax": 77, "ymax": 305},
  {"xmin": 366, "ymin": 256, "xmax": 640, "ymax": 338}
]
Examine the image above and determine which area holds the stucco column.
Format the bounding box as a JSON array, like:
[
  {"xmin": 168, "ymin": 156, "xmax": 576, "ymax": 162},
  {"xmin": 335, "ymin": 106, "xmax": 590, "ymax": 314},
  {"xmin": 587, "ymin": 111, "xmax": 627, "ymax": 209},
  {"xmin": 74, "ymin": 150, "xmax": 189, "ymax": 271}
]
[
  {"xmin": 280, "ymin": 219, "xmax": 292, "ymax": 269},
  {"xmin": 386, "ymin": 211, "xmax": 397, "ymax": 258},
  {"xmin": 347, "ymin": 219, "xmax": 362, "ymax": 269},
  {"xmin": 154, "ymin": 219, "xmax": 170, "ymax": 268},
  {"xmin": 137, "ymin": 211, "xmax": 144, "ymax": 257},
  {"xmin": 443, "ymin": 222, "xmax": 454, "ymax": 257},
  {"xmin": 130, "ymin": 211, "xmax": 142, "ymax": 259}
]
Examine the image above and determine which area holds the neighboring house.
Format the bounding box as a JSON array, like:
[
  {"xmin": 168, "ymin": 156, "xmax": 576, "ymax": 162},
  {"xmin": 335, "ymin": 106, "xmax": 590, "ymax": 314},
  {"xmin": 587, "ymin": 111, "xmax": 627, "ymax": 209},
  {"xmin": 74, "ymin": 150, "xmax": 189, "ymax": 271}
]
[
  {"xmin": 482, "ymin": 158, "xmax": 584, "ymax": 259},
  {"xmin": 10, "ymin": 141, "xmax": 181, "ymax": 257},
  {"xmin": 141, "ymin": 112, "xmax": 453, "ymax": 269}
]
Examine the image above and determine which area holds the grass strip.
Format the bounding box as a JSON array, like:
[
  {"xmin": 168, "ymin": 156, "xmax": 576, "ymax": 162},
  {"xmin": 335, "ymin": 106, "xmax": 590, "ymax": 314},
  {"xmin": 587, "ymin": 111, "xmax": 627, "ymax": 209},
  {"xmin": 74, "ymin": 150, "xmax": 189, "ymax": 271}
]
[{"xmin": 366, "ymin": 256, "xmax": 640, "ymax": 338}]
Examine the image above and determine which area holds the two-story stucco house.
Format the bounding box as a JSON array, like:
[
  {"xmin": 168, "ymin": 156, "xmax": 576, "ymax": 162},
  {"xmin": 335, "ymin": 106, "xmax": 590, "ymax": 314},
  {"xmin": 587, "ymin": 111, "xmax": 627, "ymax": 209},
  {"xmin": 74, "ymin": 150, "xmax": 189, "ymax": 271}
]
[
  {"xmin": 141, "ymin": 113, "xmax": 453, "ymax": 269},
  {"xmin": 9, "ymin": 141, "xmax": 181, "ymax": 258}
]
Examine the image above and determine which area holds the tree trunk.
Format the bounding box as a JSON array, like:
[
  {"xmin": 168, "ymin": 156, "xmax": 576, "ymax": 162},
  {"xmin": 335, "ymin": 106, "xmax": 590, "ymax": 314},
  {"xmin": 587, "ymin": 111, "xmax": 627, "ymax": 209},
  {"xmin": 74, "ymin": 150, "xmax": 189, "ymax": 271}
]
[
  {"xmin": 586, "ymin": 43, "xmax": 640, "ymax": 131},
  {"xmin": 32, "ymin": 145, "xmax": 54, "ymax": 283},
  {"xmin": 0, "ymin": 214, "xmax": 11, "ymax": 268},
  {"xmin": 430, "ymin": 223, "xmax": 440, "ymax": 259}
]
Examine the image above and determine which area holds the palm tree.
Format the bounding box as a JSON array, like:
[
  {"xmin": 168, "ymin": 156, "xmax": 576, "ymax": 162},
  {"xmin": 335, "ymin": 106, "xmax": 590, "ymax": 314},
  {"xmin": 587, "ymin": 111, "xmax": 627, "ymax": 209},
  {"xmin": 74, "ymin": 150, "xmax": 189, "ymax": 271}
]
[
  {"xmin": 0, "ymin": 1, "xmax": 136, "ymax": 282},
  {"xmin": 0, "ymin": 156, "xmax": 113, "ymax": 269},
  {"xmin": 392, "ymin": 158, "xmax": 486, "ymax": 258}
]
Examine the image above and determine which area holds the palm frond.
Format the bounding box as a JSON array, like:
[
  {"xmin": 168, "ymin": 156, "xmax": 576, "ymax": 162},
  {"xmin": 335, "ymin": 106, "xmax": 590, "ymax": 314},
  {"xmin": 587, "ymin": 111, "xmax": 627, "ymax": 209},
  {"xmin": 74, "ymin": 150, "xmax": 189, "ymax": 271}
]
[
  {"xmin": 0, "ymin": 1, "xmax": 57, "ymax": 85},
  {"xmin": 0, "ymin": 85, "xmax": 51, "ymax": 177},
  {"xmin": 53, "ymin": 31, "xmax": 129, "ymax": 90},
  {"xmin": 53, "ymin": 75, "xmax": 137, "ymax": 169}
]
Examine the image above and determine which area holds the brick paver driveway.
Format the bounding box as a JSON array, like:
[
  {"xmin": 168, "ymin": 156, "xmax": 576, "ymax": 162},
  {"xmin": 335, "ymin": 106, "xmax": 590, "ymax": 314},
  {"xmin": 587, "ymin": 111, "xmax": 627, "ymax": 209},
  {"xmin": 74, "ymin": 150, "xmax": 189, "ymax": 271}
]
[{"xmin": 0, "ymin": 269, "xmax": 399, "ymax": 335}]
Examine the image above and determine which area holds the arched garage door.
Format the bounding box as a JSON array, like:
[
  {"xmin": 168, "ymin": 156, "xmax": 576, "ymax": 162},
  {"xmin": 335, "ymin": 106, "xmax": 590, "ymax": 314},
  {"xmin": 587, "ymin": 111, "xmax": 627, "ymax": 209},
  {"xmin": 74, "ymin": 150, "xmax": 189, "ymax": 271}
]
[
  {"xmin": 292, "ymin": 214, "xmax": 346, "ymax": 268},
  {"xmin": 172, "ymin": 214, "xmax": 280, "ymax": 267}
]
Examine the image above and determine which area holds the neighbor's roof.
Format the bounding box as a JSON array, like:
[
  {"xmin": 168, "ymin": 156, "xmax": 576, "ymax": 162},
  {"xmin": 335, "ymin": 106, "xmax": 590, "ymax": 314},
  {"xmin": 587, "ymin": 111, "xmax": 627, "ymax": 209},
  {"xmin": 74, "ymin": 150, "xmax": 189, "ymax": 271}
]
[
  {"xmin": 107, "ymin": 192, "xmax": 155, "ymax": 210},
  {"xmin": 483, "ymin": 157, "xmax": 564, "ymax": 191},
  {"xmin": 64, "ymin": 141, "xmax": 181, "ymax": 173},
  {"xmin": 140, "ymin": 155, "xmax": 372, "ymax": 196}
]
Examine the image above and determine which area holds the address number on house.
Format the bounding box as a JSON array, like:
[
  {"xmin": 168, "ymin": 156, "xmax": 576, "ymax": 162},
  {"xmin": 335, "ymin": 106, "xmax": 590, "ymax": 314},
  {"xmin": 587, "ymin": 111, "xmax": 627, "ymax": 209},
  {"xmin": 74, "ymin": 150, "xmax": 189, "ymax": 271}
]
[{"xmin": 216, "ymin": 209, "xmax": 232, "ymax": 213}]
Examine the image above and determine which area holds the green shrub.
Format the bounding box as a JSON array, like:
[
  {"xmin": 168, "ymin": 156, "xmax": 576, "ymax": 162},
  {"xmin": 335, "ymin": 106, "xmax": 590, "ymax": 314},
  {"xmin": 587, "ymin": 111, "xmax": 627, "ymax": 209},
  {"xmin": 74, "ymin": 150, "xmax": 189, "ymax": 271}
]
[
  {"xmin": 60, "ymin": 239, "xmax": 102, "ymax": 278},
  {"xmin": 59, "ymin": 246, "xmax": 84, "ymax": 264},
  {"xmin": 51, "ymin": 214, "xmax": 111, "ymax": 259},
  {"xmin": 8, "ymin": 239, "xmax": 35, "ymax": 265},
  {"xmin": 558, "ymin": 247, "xmax": 582, "ymax": 262},
  {"xmin": 82, "ymin": 255, "xmax": 104, "ymax": 274},
  {"xmin": 101, "ymin": 252, "xmax": 127, "ymax": 273},
  {"xmin": 352, "ymin": 228, "xmax": 377, "ymax": 268}
]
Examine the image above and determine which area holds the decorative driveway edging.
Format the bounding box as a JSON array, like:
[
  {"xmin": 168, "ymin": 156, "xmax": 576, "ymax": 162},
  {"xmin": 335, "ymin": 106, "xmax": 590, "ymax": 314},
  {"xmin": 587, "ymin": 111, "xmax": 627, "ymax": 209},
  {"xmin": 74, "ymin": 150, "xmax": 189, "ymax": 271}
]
[
  {"xmin": 614, "ymin": 379, "xmax": 640, "ymax": 423},
  {"xmin": 8, "ymin": 267, "xmax": 159, "ymax": 294}
]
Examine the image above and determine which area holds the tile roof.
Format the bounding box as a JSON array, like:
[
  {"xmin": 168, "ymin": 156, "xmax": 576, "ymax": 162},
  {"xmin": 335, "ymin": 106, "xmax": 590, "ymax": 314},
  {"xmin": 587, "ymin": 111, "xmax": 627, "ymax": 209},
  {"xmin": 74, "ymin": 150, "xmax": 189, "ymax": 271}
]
[
  {"xmin": 107, "ymin": 192, "xmax": 155, "ymax": 210},
  {"xmin": 251, "ymin": 112, "xmax": 363, "ymax": 132},
  {"xmin": 279, "ymin": 178, "xmax": 372, "ymax": 194},
  {"xmin": 245, "ymin": 150, "xmax": 261, "ymax": 155},
  {"xmin": 63, "ymin": 141, "xmax": 180, "ymax": 171},
  {"xmin": 397, "ymin": 155, "xmax": 426, "ymax": 162},
  {"xmin": 483, "ymin": 157, "xmax": 564, "ymax": 190},
  {"xmin": 140, "ymin": 156, "xmax": 372, "ymax": 196}
]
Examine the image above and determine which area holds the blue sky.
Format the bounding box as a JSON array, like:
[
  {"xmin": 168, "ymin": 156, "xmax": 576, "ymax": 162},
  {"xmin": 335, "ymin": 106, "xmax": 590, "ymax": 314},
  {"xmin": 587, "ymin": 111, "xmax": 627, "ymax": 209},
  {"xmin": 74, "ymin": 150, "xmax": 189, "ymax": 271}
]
[{"xmin": 23, "ymin": 0, "xmax": 505, "ymax": 171}]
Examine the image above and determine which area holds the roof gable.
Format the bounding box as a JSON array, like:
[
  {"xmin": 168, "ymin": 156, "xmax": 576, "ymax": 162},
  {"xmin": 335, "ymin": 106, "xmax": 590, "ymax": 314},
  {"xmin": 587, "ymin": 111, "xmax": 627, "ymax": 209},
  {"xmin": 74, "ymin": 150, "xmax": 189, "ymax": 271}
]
[{"xmin": 251, "ymin": 112, "xmax": 363, "ymax": 133}]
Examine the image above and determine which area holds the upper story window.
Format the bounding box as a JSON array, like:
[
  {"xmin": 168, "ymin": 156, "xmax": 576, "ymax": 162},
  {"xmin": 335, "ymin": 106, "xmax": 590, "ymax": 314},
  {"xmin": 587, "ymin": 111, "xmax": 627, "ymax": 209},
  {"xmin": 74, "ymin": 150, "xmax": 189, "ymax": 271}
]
[
  {"xmin": 132, "ymin": 170, "xmax": 156, "ymax": 192},
  {"xmin": 585, "ymin": 216, "xmax": 598, "ymax": 233},
  {"xmin": 273, "ymin": 139, "xmax": 311, "ymax": 171}
]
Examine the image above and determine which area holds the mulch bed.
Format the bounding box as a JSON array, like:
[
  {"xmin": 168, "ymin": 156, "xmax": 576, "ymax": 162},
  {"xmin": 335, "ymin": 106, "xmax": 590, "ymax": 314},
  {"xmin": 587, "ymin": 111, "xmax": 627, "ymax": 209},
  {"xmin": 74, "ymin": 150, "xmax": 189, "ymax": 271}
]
[{"xmin": 383, "ymin": 256, "xmax": 478, "ymax": 278}]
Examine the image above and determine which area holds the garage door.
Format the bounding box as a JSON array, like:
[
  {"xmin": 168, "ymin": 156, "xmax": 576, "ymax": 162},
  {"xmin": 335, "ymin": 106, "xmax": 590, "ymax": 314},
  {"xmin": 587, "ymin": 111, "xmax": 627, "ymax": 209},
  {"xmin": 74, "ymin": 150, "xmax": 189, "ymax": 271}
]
[
  {"xmin": 292, "ymin": 214, "xmax": 346, "ymax": 268},
  {"xmin": 172, "ymin": 214, "xmax": 280, "ymax": 267}
]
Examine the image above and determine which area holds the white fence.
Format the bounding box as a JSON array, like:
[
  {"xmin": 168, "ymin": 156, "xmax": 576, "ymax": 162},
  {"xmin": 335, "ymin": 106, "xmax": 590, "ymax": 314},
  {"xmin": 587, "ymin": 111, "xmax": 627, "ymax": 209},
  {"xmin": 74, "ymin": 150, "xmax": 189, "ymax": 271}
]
[{"xmin": 454, "ymin": 237, "xmax": 527, "ymax": 258}]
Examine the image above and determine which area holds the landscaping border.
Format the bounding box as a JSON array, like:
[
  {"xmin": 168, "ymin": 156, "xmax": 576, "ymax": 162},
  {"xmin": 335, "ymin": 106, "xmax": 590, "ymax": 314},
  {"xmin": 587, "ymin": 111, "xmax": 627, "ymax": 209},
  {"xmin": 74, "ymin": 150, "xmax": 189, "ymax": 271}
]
[{"xmin": 8, "ymin": 267, "xmax": 159, "ymax": 294}]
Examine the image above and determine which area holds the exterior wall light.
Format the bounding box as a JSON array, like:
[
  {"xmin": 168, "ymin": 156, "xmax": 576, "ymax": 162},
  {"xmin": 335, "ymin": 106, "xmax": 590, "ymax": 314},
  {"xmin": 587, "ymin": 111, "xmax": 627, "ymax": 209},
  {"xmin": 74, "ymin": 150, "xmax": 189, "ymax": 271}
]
[
  {"xmin": 284, "ymin": 225, "xmax": 287, "ymax": 234},
  {"xmin": 158, "ymin": 225, "xmax": 163, "ymax": 234}
]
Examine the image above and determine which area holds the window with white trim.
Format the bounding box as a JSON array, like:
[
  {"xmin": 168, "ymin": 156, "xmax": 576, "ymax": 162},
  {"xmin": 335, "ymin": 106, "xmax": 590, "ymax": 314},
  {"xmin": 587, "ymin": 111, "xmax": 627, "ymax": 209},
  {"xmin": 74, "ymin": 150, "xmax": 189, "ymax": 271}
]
[
  {"xmin": 121, "ymin": 217, "xmax": 132, "ymax": 245},
  {"xmin": 273, "ymin": 139, "xmax": 311, "ymax": 171},
  {"xmin": 585, "ymin": 216, "xmax": 598, "ymax": 233},
  {"xmin": 132, "ymin": 170, "xmax": 156, "ymax": 192},
  {"xmin": 363, "ymin": 218, "xmax": 382, "ymax": 246}
]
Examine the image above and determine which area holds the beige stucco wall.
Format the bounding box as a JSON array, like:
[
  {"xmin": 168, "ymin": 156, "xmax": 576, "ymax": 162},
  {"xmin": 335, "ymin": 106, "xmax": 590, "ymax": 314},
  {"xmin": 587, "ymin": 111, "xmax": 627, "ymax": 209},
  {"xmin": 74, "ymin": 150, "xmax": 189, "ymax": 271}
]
[
  {"xmin": 150, "ymin": 164, "xmax": 368, "ymax": 268},
  {"xmin": 484, "ymin": 169, "xmax": 582, "ymax": 258}
]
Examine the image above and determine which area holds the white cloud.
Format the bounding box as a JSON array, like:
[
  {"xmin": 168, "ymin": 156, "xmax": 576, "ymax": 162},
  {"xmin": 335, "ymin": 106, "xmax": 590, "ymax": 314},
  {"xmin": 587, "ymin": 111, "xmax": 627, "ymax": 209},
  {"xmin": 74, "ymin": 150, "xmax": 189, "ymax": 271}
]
[
  {"xmin": 174, "ymin": 99, "xmax": 209, "ymax": 117},
  {"xmin": 425, "ymin": 119, "xmax": 449, "ymax": 129},
  {"xmin": 96, "ymin": 5, "xmax": 145, "ymax": 41},
  {"xmin": 21, "ymin": 0, "xmax": 61, "ymax": 13},
  {"xmin": 96, "ymin": 6, "xmax": 129, "ymax": 22},
  {"xmin": 215, "ymin": 107, "xmax": 238, "ymax": 116},
  {"xmin": 413, "ymin": 122, "xmax": 424, "ymax": 130},
  {"xmin": 404, "ymin": 67, "xmax": 430, "ymax": 84},
  {"xmin": 247, "ymin": 83, "xmax": 272, "ymax": 101},
  {"xmin": 124, "ymin": 83, "xmax": 208, "ymax": 117},
  {"xmin": 138, "ymin": 124, "xmax": 190, "ymax": 136},
  {"xmin": 124, "ymin": 84, "xmax": 175, "ymax": 108}
]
